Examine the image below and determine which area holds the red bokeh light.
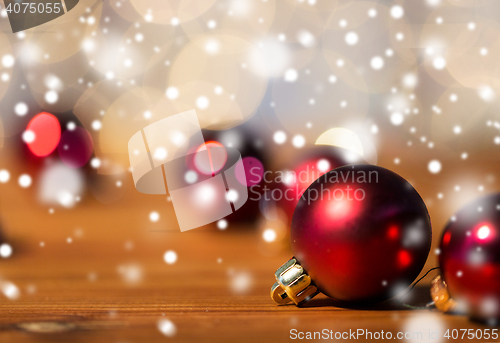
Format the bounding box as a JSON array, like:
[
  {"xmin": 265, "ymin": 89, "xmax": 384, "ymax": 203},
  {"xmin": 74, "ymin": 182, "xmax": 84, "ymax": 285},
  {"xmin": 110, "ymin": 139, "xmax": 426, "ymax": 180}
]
[
  {"xmin": 387, "ymin": 225, "xmax": 399, "ymax": 240},
  {"xmin": 194, "ymin": 141, "xmax": 227, "ymax": 176},
  {"xmin": 25, "ymin": 112, "xmax": 61, "ymax": 157},
  {"xmin": 442, "ymin": 231, "xmax": 452, "ymax": 246},
  {"xmin": 397, "ymin": 250, "xmax": 412, "ymax": 269}
]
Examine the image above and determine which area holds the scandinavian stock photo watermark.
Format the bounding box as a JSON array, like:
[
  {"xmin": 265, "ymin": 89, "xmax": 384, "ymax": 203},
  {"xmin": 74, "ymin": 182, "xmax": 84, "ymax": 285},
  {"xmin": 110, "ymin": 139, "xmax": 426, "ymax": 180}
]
[{"xmin": 247, "ymin": 166, "xmax": 379, "ymax": 204}]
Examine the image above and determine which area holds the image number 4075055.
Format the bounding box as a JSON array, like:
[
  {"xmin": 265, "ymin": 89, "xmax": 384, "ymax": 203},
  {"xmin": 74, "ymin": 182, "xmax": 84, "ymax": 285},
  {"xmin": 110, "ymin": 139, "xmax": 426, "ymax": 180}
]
[{"xmin": 3, "ymin": 0, "xmax": 79, "ymax": 33}]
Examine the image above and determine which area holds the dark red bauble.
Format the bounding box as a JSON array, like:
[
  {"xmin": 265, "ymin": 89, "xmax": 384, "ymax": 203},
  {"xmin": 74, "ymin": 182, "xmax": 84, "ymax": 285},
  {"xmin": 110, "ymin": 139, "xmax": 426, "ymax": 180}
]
[
  {"xmin": 201, "ymin": 128, "xmax": 268, "ymax": 224},
  {"xmin": 58, "ymin": 127, "xmax": 94, "ymax": 169},
  {"xmin": 439, "ymin": 193, "xmax": 500, "ymax": 321},
  {"xmin": 291, "ymin": 165, "xmax": 432, "ymax": 303}
]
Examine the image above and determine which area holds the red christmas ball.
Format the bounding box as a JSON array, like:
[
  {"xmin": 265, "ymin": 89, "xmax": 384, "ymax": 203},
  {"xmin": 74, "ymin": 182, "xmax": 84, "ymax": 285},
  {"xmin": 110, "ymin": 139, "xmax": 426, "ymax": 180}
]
[
  {"xmin": 58, "ymin": 127, "xmax": 94, "ymax": 169},
  {"xmin": 26, "ymin": 112, "xmax": 61, "ymax": 157},
  {"xmin": 439, "ymin": 194, "xmax": 500, "ymax": 322},
  {"xmin": 291, "ymin": 165, "xmax": 432, "ymax": 303},
  {"xmin": 201, "ymin": 128, "xmax": 269, "ymax": 225}
]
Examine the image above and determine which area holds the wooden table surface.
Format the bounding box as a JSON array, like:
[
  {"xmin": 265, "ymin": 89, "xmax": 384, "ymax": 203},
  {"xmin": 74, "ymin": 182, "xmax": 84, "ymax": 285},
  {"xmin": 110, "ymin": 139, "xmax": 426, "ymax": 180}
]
[
  {"xmin": 0, "ymin": 233, "xmax": 490, "ymax": 343},
  {"xmin": 0, "ymin": 162, "xmax": 493, "ymax": 343}
]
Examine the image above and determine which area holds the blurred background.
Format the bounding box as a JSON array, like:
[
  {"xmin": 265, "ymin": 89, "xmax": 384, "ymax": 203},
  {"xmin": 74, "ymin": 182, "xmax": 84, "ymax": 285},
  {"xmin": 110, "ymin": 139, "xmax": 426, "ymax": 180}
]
[{"xmin": 1, "ymin": 0, "xmax": 500, "ymax": 338}]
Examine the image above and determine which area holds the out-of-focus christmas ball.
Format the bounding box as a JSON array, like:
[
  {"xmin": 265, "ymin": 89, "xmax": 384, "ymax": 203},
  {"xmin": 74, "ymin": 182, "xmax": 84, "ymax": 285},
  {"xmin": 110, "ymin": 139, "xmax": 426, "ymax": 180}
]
[
  {"xmin": 275, "ymin": 146, "xmax": 364, "ymax": 222},
  {"xmin": 58, "ymin": 127, "xmax": 94, "ymax": 169},
  {"xmin": 291, "ymin": 165, "xmax": 432, "ymax": 303},
  {"xmin": 201, "ymin": 128, "xmax": 268, "ymax": 225},
  {"xmin": 25, "ymin": 112, "xmax": 61, "ymax": 157},
  {"xmin": 439, "ymin": 193, "xmax": 500, "ymax": 322}
]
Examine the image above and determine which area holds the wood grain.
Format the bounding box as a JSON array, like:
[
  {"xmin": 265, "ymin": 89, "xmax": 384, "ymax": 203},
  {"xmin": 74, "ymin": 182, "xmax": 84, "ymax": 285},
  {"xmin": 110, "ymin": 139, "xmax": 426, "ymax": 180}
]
[{"xmin": 0, "ymin": 231, "xmax": 490, "ymax": 343}]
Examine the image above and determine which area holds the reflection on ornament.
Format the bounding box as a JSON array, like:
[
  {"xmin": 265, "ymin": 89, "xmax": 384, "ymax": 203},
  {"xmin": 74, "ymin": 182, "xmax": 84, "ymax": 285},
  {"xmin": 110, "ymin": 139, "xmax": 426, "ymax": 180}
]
[{"xmin": 271, "ymin": 146, "xmax": 364, "ymax": 223}]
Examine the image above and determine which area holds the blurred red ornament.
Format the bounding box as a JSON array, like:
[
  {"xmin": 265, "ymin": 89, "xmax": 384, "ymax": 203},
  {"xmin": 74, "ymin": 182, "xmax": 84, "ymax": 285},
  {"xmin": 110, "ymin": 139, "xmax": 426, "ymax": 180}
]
[
  {"xmin": 236, "ymin": 157, "xmax": 264, "ymax": 187},
  {"xmin": 271, "ymin": 165, "xmax": 432, "ymax": 305},
  {"xmin": 194, "ymin": 141, "xmax": 227, "ymax": 175},
  {"xmin": 58, "ymin": 127, "xmax": 94, "ymax": 168},
  {"xmin": 438, "ymin": 194, "xmax": 500, "ymax": 322},
  {"xmin": 25, "ymin": 112, "xmax": 61, "ymax": 157},
  {"xmin": 200, "ymin": 128, "xmax": 269, "ymax": 225}
]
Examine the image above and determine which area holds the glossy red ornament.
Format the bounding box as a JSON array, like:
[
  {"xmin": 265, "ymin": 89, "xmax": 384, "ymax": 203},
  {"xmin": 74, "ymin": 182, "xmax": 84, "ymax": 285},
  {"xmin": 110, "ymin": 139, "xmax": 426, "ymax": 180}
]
[
  {"xmin": 290, "ymin": 165, "xmax": 432, "ymax": 304},
  {"xmin": 439, "ymin": 193, "xmax": 500, "ymax": 321}
]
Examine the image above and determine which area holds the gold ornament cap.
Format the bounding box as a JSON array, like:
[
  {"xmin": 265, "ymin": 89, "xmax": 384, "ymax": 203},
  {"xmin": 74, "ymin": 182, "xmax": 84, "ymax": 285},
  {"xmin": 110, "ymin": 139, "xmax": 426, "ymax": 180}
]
[
  {"xmin": 430, "ymin": 275, "xmax": 458, "ymax": 313},
  {"xmin": 270, "ymin": 257, "xmax": 320, "ymax": 306}
]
